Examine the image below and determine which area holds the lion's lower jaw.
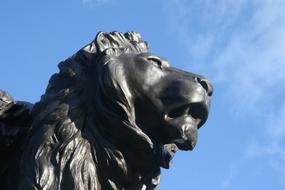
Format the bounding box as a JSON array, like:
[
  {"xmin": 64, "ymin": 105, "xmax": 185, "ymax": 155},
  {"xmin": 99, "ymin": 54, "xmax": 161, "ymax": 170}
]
[{"xmin": 159, "ymin": 143, "xmax": 178, "ymax": 169}]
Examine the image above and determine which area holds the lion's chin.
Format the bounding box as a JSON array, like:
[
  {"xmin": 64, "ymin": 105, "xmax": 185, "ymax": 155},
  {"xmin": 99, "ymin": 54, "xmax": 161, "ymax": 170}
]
[
  {"xmin": 155, "ymin": 122, "xmax": 198, "ymax": 168},
  {"xmin": 159, "ymin": 140, "xmax": 195, "ymax": 169},
  {"xmin": 159, "ymin": 143, "xmax": 178, "ymax": 169},
  {"xmin": 159, "ymin": 141, "xmax": 196, "ymax": 168}
]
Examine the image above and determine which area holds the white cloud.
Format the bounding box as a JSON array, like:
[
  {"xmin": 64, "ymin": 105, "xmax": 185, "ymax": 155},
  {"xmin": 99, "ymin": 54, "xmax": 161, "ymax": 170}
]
[
  {"xmin": 164, "ymin": 0, "xmax": 285, "ymax": 128},
  {"xmin": 164, "ymin": 0, "xmax": 285, "ymax": 185},
  {"xmin": 164, "ymin": 1, "xmax": 285, "ymax": 112}
]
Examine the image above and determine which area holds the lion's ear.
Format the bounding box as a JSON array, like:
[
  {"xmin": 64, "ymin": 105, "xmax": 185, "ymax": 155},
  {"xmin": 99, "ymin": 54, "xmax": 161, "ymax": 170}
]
[
  {"xmin": 95, "ymin": 31, "xmax": 149, "ymax": 55},
  {"xmin": 95, "ymin": 32, "xmax": 125, "ymax": 56},
  {"xmin": 96, "ymin": 32, "xmax": 111, "ymax": 53}
]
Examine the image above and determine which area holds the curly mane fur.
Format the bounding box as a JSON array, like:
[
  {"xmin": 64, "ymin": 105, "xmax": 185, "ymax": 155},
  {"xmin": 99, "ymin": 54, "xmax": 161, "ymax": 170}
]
[{"xmin": 19, "ymin": 32, "xmax": 160, "ymax": 189}]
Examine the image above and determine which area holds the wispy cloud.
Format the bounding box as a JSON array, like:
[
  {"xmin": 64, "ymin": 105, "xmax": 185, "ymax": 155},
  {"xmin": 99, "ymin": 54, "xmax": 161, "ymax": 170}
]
[
  {"xmin": 164, "ymin": 0, "xmax": 285, "ymax": 112},
  {"xmin": 221, "ymin": 165, "xmax": 238, "ymax": 189},
  {"xmin": 164, "ymin": 0, "xmax": 285, "ymax": 186},
  {"xmin": 247, "ymin": 102, "xmax": 285, "ymax": 175}
]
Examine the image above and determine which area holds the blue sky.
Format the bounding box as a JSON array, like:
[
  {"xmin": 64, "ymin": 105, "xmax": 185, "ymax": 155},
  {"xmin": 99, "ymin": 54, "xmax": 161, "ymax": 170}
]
[{"xmin": 1, "ymin": 0, "xmax": 285, "ymax": 189}]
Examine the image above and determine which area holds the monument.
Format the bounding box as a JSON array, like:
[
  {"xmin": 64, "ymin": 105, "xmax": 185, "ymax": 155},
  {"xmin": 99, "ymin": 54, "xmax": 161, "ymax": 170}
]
[{"xmin": 0, "ymin": 31, "xmax": 212, "ymax": 189}]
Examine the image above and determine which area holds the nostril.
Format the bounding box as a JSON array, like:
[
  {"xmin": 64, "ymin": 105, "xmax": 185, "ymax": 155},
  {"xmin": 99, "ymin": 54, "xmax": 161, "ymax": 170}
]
[{"xmin": 196, "ymin": 77, "xmax": 213, "ymax": 96}]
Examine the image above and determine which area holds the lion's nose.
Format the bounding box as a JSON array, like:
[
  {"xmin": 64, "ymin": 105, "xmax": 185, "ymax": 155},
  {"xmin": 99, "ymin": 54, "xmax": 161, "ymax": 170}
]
[{"xmin": 195, "ymin": 77, "xmax": 213, "ymax": 96}]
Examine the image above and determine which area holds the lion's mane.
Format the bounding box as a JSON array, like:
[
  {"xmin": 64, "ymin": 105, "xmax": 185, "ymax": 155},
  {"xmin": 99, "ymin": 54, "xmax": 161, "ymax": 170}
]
[{"xmin": 19, "ymin": 32, "xmax": 160, "ymax": 189}]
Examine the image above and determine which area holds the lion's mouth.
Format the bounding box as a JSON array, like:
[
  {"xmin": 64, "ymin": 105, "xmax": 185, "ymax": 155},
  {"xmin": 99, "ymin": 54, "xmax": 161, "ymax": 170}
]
[
  {"xmin": 158, "ymin": 102, "xmax": 209, "ymax": 168},
  {"xmin": 167, "ymin": 102, "xmax": 208, "ymax": 149},
  {"xmin": 136, "ymin": 99, "xmax": 210, "ymax": 169}
]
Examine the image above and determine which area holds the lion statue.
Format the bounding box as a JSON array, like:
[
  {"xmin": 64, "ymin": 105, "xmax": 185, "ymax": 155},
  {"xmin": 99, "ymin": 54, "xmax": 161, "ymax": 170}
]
[{"xmin": 0, "ymin": 31, "xmax": 212, "ymax": 190}]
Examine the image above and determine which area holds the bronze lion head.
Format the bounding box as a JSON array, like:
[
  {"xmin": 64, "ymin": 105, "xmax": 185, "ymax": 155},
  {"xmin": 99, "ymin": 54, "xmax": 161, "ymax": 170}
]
[{"xmin": 0, "ymin": 31, "xmax": 212, "ymax": 190}]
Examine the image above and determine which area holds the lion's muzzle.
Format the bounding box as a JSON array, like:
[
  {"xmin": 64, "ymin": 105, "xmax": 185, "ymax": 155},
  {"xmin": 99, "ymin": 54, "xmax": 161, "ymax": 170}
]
[{"xmin": 162, "ymin": 73, "xmax": 213, "ymax": 151}]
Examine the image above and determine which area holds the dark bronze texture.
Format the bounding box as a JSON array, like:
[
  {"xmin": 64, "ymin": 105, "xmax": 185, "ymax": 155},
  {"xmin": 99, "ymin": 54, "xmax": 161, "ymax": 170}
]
[{"xmin": 0, "ymin": 31, "xmax": 212, "ymax": 190}]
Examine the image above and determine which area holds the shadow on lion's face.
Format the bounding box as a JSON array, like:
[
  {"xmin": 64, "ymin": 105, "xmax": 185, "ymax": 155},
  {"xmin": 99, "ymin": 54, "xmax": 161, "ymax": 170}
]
[{"xmin": 100, "ymin": 51, "xmax": 212, "ymax": 168}]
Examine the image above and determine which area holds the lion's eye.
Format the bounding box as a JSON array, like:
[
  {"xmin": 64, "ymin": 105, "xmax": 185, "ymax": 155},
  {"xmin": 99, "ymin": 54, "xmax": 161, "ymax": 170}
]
[
  {"xmin": 148, "ymin": 57, "xmax": 162, "ymax": 68},
  {"xmin": 147, "ymin": 56, "xmax": 169, "ymax": 68}
]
